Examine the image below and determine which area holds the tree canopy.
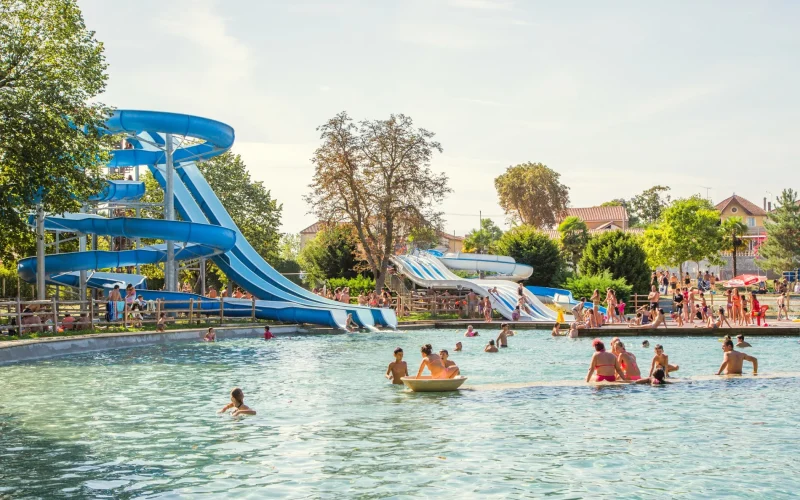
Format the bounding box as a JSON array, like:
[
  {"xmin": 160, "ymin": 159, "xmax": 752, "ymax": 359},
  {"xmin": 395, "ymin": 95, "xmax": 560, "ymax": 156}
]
[
  {"xmin": 720, "ymin": 216, "xmax": 749, "ymax": 277},
  {"xmin": 629, "ymin": 185, "xmax": 671, "ymax": 226},
  {"xmin": 305, "ymin": 111, "xmax": 450, "ymax": 292},
  {"xmin": 642, "ymin": 196, "xmax": 722, "ymax": 273},
  {"xmin": 494, "ymin": 162, "xmax": 569, "ymax": 228},
  {"xmin": 0, "ymin": 0, "xmax": 112, "ymax": 259},
  {"xmin": 463, "ymin": 218, "xmax": 503, "ymax": 253},
  {"xmin": 298, "ymin": 224, "xmax": 363, "ymax": 286},
  {"xmin": 757, "ymin": 189, "xmax": 800, "ymax": 275},
  {"xmin": 493, "ymin": 225, "xmax": 565, "ymax": 287},
  {"xmin": 579, "ymin": 231, "xmax": 650, "ymax": 293},
  {"xmin": 558, "ymin": 215, "xmax": 589, "ymax": 273}
]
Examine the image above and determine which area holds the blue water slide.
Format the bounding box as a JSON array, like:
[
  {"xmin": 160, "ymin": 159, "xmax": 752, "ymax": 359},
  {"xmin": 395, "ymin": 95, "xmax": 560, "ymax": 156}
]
[
  {"xmin": 174, "ymin": 162, "xmax": 396, "ymax": 328},
  {"xmin": 89, "ymin": 180, "xmax": 145, "ymax": 202}
]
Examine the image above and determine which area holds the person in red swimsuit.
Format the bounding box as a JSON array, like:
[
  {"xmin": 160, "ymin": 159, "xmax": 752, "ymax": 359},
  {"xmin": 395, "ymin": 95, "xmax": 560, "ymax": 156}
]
[{"xmin": 586, "ymin": 339, "xmax": 626, "ymax": 383}]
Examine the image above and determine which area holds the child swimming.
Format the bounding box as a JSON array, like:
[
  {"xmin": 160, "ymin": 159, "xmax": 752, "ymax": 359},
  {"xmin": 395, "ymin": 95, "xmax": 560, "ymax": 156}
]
[
  {"xmin": 385, "ymin": 347, "xmax": 409, "ymax": 384},
  {"xmin": 203, "ymin": 327, "xmax": 216, "ymax": 342},
  {"xmin": 219, "ymin": 387, "xmax": 256, "ymax": 416}
]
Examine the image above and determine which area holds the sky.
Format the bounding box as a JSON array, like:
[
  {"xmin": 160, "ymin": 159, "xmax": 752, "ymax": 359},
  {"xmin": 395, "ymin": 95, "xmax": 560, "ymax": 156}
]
[{"xmin": 80, "ymin": 0, "xmax": 800, "ymax": 236}]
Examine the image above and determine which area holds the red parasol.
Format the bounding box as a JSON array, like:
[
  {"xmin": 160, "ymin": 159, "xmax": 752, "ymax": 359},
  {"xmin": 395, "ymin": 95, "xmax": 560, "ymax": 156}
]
[{"xmin": 724, "ymin": 274, "xmax": 767, "ymax": 287}]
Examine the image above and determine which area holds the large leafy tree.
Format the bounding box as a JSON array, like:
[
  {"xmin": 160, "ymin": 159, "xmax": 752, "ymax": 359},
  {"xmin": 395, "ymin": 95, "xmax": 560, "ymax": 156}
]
[
  {"xmin": 305, "ymin": 112, "xmax": 450, "ymax": 292},
  {"xmin": 0, "ymin": 0, "xmax": 113, "ymax": 259},
  {"xmin": 298, "ymin": 224, "xmax": 363, "ymax": 286},
  {"xmin": 492, "ymin": 225, "xmax": 565, "ymax": 287},
  {"xmin": 720, "ymin": 216, "xmax": 749, "ymax": 277},
  {"xmin": 757, "ymin": 189, "xmax": 800, "ymax": 275},
  {"xmin": 558, "ymin": 215, "xmax": 589, "ymax": 272},
  {"xmin": 463, "ymin": 218, "xmax": 503, "ymax": 253},
  {"xmin": 643, "ymin": 196, "xmax": 722, "ymax": 274},
  {"xmin": 630, "ymin": 185, "xmax": 671, "ymax": 226},
  {"xmin": 601, "ymin": 198, "xmax": 638, "ymax": 226},
  {"xmin": 494, "ymin": 162, "xmax": 569, "ymax": 228},
  {"xmin": 579, "ymin": 231, "xmax": 650, "ymax": 293}
]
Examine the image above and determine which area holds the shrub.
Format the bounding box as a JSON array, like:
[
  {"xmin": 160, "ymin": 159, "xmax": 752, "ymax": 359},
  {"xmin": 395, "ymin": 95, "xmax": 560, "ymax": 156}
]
[
  {"xmin": 563, "ymin": 270, "xmax": 633, "ymax": 307},
  {"xmin": 579, "ymin": 231, "xmax": 650, "ymax": 294},
  {"xmin": 326, "ymin": 275, "xmax": 376, "ymax": 296}
]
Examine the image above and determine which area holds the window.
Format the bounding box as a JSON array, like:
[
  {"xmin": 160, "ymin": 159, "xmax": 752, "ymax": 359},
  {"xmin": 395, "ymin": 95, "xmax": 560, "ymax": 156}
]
[
  {"xmin": 731, "ymin": 207, "xmax": 738, "ymax": 213},
  {"xmin": 747, "ymin": 217, "xmax": 756, "ymax": 227}
]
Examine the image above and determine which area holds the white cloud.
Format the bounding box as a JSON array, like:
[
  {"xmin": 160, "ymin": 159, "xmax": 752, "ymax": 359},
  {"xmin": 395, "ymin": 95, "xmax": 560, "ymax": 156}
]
[{"xmin": 448, "ymin": 0, "xmax": 514, "ymax": 10}]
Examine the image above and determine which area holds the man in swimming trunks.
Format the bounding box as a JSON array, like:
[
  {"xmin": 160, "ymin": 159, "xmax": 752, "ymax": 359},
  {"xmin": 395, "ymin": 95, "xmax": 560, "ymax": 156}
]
[
  {"xmin": 484, "ymin": 339, "xmax": 499, "ymax": 352},
  {"xmin": 717, "ymin": 339, "xmax": 758, "ymax": 375},
  {"xmin": 736, "ymin": 334, "xmax": 752, "ymax": 348},
  {"xmin": 628, "ymin": 308, "xmax": 667, "ymax": 329},
  {"xmin": 386, "ymin": 347, "xmax": 409, "ymax": 384},
  {"xmin": 650, "ymin": 344, "xmax": 679, "ymax": 377},
  {"xmin": 586, "ymin": 339, "xmax": 626, "ymax": 382},
  {"xmin": 496, "ymin": 323, "xmax": 515, "ymax": 347}
]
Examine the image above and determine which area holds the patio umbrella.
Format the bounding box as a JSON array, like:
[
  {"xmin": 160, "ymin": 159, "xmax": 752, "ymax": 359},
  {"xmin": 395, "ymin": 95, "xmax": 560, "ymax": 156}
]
[{"xmin": 724, "ymin": 274, "xmax": 766, "ymax": 287}]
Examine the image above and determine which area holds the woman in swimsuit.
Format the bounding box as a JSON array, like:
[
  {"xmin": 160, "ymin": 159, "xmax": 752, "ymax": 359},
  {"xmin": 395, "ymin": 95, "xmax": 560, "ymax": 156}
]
[
  {"xmin": 591, "ymin": 290, "xmax": 600, "ymax": 327},
  {"xmin": 616, "ymin": 341, "xmax": 642, "ymax": 380},
  {"xmin": 219, "ymin": 387, "xmax": 256, "ymax": 416},
  {"xmin": 605, "ymin": 289, "xmax": 617, "ymax": 324},
  {"xmin": 482, "ymin": 297, "xmax": 493, "ymax": 322},
  {"xmin": 731, "ymin": 289, "xmax": 742, "ymax": 326},
  {"xmin": 416, "ymin": 344, "xmax": 459, "ymax": 379},
  {"xmin": 585, "ymin": 339, "xmax": 626, "ymax": 382}
]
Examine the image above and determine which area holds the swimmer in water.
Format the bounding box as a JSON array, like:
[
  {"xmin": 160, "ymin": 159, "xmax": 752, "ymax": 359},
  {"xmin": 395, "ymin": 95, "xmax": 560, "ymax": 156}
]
[
  {"xmin": 586, "ymin": 339, "xmax": 626, "ymax": 382},
  {"xmin": 416, "ymin": 344, "xmax": 459, "ymax": 379},
  {"xmin": 203, "ymin": 327, "xmax": 216, "ymax": 342},
  {"xmin": 219, "ymin": 387, "xmax": 256, "ymax": 416},
  {"xmin": 717, "ymin": 339, "xmax": 758, "ymax": 375},
  {"xmin": 385, "ymin": 347, "xmax": 408, "ymax": 384},
  {"xmin": 455, "ymin": 341, "xmax": 463, "ymax": 352},
  {"xmin": 736, "ymin": 334, "xmax": 752, "ymax": 348},
  {"xmin": 156, "ymin": 312, "xmax": 166, "ymax": 332},
  {"xmin": 631, "ymin": 366, "xmax": 671, "ymax": 385},
  {"xmin": 616, "ymin": 341, "xmax": 641, "ymax": 380},
  {"xmin": 649, "ymin": 344, "xmax": 679, "ymax": 377},
  {"xmin": 642, "ymin": 340, "xmax": 650, "ymax": 348},
  {"xmin": 439, "ymin": 349, "xmax": 460, "ymax": 377},
  {"xmin": 464, "ymin": 325, "xmax": 479, "ymax": 337},
  {"xmin": 496, "ymin": 323, "xmax": 515, "ymax": 348},
  {"xmin": 485, "ymin": 339, "xmax": 499, "ymax": 353},
  {"xmin": 345, "ymin": 313, "xmax": 359, "ymax": 332}
]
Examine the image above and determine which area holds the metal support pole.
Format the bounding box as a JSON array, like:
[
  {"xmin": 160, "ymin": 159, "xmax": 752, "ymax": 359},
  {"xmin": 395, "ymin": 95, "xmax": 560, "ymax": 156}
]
[
  {"xmin": 36, "ymin": 205, "xmax": 46, "ymax": 300},
  {"xmin": 200, "ymin": 257, "xmax": 206, "ymax": 296},
  {"xmin": 134, "ymin": 164, "xmax": 141, "ymax": 276},
  {"xmin": 165, "ymin": 133, "xmax": 176, "ymax": 292},
  {"xmin": 79, "ymin": 207, "xmax": 87, "ymax": 312}
]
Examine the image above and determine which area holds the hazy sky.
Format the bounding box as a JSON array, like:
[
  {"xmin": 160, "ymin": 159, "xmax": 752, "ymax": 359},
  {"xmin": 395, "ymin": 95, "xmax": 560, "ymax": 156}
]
[{"xmin": 80, "ymin": 0, "xmax": 800, "ymax": 235}]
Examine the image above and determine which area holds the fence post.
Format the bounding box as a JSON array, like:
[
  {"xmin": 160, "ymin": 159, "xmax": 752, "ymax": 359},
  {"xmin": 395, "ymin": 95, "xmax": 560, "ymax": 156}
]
[
  {"xmin": 52, "ymin": 297, "xmax": 58, "ymax": 333},
  {"xmin": 89, "ymin": 296, "xmax": 95, "ymax": 332},
  {"xmin": 219, "ymin": 296, "xmax": 225, "ymax": 325},
  {"xmin": 16, "ymin": 298, "xmax": 22, "ymax": 335},
  {"xmin": 189, "ymin": 298, "xmax": 194, "ymax": 324},
  {"xmin": 251, "ymin": 296, "xmax": 256, "ymax": 322}
]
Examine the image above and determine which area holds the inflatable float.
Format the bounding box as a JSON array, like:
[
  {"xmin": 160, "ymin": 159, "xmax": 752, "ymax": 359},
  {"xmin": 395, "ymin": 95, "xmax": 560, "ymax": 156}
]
[{"xmin": 401, "ymin": 376, "xmax": 468, "ymax": 392}]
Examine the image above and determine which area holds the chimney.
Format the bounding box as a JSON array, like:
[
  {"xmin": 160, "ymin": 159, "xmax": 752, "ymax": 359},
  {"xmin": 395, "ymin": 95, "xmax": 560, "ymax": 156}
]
[
  {"xmin": 763, "ymin": 197, "xmax": 767, "ymax": 211},
  {"xmin": 768, "ymin": 201, "xmax": 772, "ymax": 212}
]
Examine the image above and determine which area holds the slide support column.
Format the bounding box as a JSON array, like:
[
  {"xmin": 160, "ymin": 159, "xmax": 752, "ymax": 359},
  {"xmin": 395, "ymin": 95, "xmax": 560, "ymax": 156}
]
[
  {"xmin": 36, "ymin": 205, "xmax": 46, "ymax": 300},
  {"xmin": 165, "ymin": 133, "xmax": 177, "ymax": 292}
]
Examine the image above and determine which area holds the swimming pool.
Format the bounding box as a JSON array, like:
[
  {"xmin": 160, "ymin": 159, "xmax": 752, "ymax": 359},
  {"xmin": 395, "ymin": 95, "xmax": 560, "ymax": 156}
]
[{"xmin": 1, "ymin": 329, "xmax": 798, "ymax": 498}]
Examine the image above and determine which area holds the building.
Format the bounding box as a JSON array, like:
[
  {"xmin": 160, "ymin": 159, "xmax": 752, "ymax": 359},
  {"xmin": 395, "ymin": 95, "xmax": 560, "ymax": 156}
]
[
  {"xmin": 299, "ymin": 221, "xmax": 463, "ymax": 253},
  {"xmin": 715, "ymin": 194, "xmax": 768, "ymax": 255},
  {"xmin": 561, "ymin": 206, "xmax": 629, "ymax": 230}
]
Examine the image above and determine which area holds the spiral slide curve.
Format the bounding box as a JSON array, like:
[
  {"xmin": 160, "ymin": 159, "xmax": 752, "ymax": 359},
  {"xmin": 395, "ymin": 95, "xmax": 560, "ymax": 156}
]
[{"xmin": 17, "ymin": 110, "xmax": 395, "ymax": 329}]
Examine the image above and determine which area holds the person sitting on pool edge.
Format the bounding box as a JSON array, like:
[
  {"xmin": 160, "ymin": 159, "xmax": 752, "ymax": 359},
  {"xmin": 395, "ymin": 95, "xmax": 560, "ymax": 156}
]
[
  {"xmin": 717, "ymin": 339, "xmax": 758, "ymax": 375},
  {"xmin": 464, "ymin": 325, "xmax": 479, "ymax": 337},
  {"xmin": 586, "ymin": 339, "xmax": 626, "ymax": 383},
  {"xmin": 219, "ymin": 387, "xmax": 256, "ymax": 416},
  {"xmin": 415, "ymin": 344, "xmax": 459, "ymax": 379},
  {"xmin": 485, "ymin": 339, "xmax": 499, "ymax": 353},
  {"xmin": 439, "ymin": 349, "xmax": 459, "ymax": 376},
  {"xmin": 628, "ymin": 308, "xmax": 667, "ymax": 329},
  {"xmin": 385, "ymin": 347, "xmax": 408, "ymax": 384}
]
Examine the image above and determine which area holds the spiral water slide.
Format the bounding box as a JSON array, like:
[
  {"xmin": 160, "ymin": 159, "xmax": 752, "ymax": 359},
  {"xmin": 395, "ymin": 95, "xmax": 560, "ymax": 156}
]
[
  {"xmin": 392, "ymin": 252, "xmax": 559, "ymax": 322},
  {"xmin": 18, "ymin": 110, "xmax": 396, "ymax": 329}
]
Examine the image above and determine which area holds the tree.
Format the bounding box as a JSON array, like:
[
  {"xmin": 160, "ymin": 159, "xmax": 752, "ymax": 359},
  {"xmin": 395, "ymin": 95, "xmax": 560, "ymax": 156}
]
[
  {"xmin": 198, "ymin": 152, "xmax": 282, "ymax": 264},
  {"xmin": 579, "ymin": 231, "xmax": 650, "ymax": 293},
  {"xmin": 278, "ymin": 233, "xmax": 301, "ymax": 262},
  {"xmin": 464, "ymin": 218, "xmax": 503, "ymax": 253},
  {"xmin": 298, "ymin": 224, "xmax": 363, "ymax": 285},
  {"xmin": 564, "ymin": 270, "xmax": 633, "ymax": 308},
  {"xmin": 630, "ymin": 185, "xmax": 671, "ymax": 226},
  {"xmin": 720, "ymin": 216, "xmax": 748, "ymax": 277},
  {"xmin": 0, "ymin": 0, "xmax": 113, "ymax": 259},
  {"xmin": 494, "ymin": 162, "xmax": 569, "ymax": 228},
  {"xmin": 407, "ymin": 226, "xmax": 440, "ymax": 250},
  {"xmin": 558, "ymin": 215, "xmax": 588, "ymax": 272},
  {"xmin": 643, "ymin": 196, "xmax": 722, "ymax": 274},
  {"xmin": 305, "ymin": 112, "xmax": 451, "ymax": 293},
  {"xmin": 492, "ymin": 225, "xmax": 565, "ymax": 287},
  {"xmin": 602, "ymin": 198, "xmax": 638, "ymax": 226},
  {"xmin": 757, "ymin": 189, "xmax": 800, "ymax": 275}
]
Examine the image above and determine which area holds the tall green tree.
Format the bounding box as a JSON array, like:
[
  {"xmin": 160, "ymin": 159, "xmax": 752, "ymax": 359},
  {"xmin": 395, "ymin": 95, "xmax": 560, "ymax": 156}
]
[
  {"xmin": 305, "ymin": 112, "xmax": 451, "ymax": 293},
  {"xmin": 579, "ymin": 231, "xmax": 650, "ymax": 293},
  {"xmin": 720, "ymin": 216, "xmax": 748, "ymax": 277},
  {"xmin": 198, "ymin": 152, "xmax": 282, "ymax": 264},
  {"xmin": 493, "ymin": 225, "xmax": 565, "ymax": 287},
  {"xmin": 298, "ymin": 224, "xmax": 363, "ymax": 286},
  {"xmin": 558, "ymin": 215, "xmax": 589, "ymax": 272},
  {"xmin": 757, "ymin": 189, "xmax": 800, "ymax": 275},
  {"xmin": 643, "ymin": 196, "xmax": 722, "ymax": 274},
  {"xmin": 601, "ymin": 198, "xmax": 638, "ymax": 226},
  {"xmin": 494, "ymin": 162, "xmax": 569, "ymax": 228},
  {"xmin": 630, "ymin": 185, "xmax": 671, "ymax": 226},
  {"xmin": 0, "ymin": 0, "xmax": 113, "ymax": 259},
  {"xmin": 463, "ymin": 218, "xmax": 503, "ymax": 253}
]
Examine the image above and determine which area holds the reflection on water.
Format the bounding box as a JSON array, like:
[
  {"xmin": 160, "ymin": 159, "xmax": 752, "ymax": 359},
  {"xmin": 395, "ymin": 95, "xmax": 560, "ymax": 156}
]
[{"xmin": 0, "ymin": 331, "xmax": 799, "ymax": 498}]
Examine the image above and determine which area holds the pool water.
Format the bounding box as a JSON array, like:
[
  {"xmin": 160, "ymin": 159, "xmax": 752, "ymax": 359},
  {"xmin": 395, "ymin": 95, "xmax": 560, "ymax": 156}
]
[{"xmin": 1, "ymin": 329, "xmax": 799, "ymax": 498}]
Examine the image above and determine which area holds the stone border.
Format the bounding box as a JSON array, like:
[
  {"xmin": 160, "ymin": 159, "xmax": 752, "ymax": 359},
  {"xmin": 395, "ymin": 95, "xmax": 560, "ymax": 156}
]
[{"xmin": 0, "ymin": 324, "xmax": 337, "ymax": 365}]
